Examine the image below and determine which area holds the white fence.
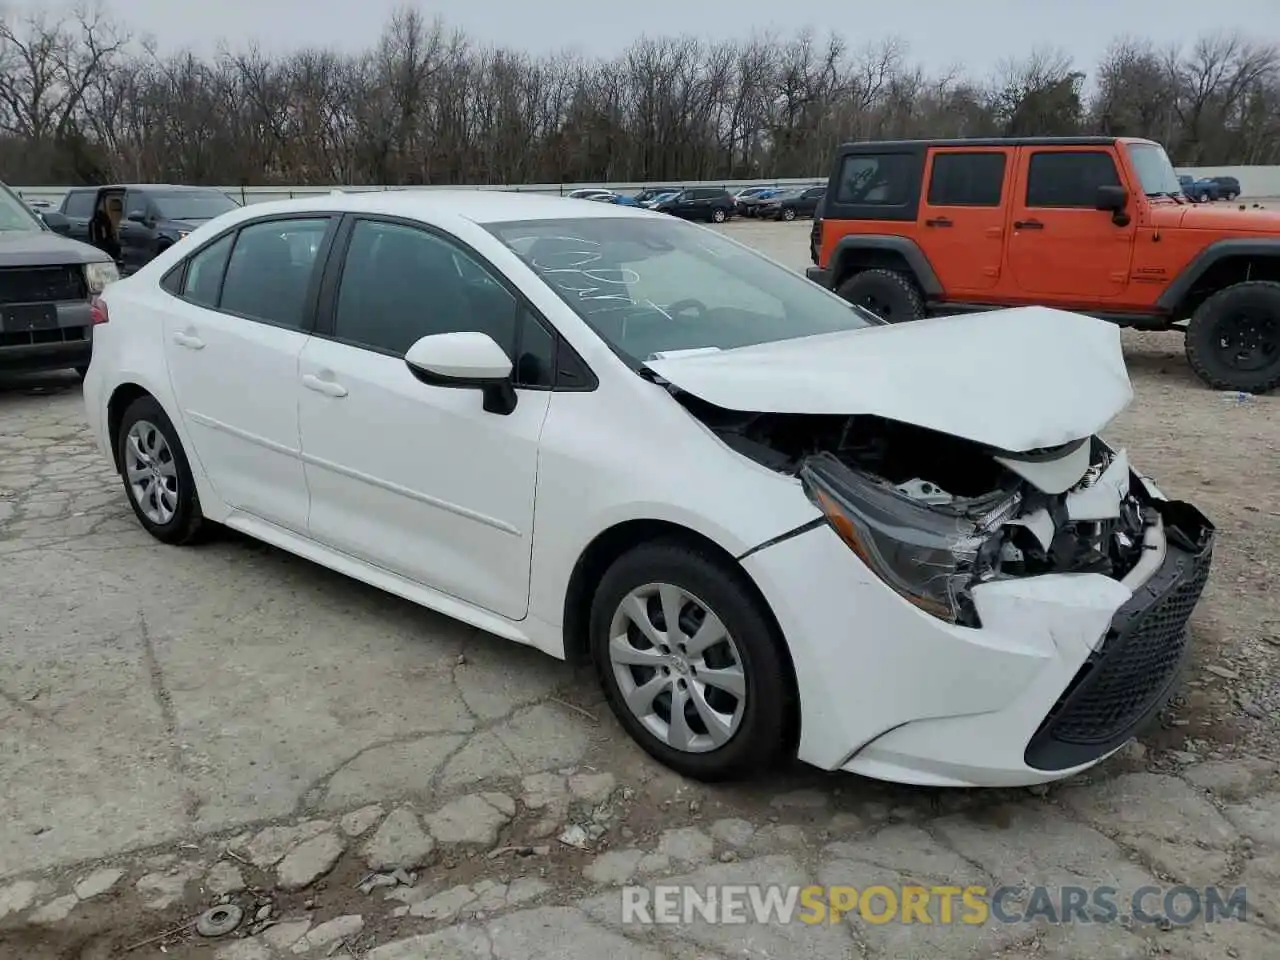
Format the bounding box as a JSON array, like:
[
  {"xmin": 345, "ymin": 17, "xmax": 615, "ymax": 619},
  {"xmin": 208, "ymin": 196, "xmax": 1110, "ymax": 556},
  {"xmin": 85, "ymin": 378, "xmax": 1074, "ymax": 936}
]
[{"xmin": 14, "ymin": 165, "xmax": 1280, "ymax": 209}]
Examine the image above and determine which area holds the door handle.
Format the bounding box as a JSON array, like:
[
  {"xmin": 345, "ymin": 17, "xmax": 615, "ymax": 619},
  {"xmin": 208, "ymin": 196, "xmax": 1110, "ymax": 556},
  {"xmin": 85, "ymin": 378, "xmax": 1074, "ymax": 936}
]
[
  {"xmin": 171, "ymin": 331, "xmax": 204, "ymax": 350},
  {"xmin": 925, "ymin": 217, "xmax": 953, "ymax": 227},
  {"xmin": 1013, "ymin": 219, "xmax": 1044, "ymax": 230},
  {"xmin": 302, "ymin": 373, "xmax": 348, "ymax": 398}
]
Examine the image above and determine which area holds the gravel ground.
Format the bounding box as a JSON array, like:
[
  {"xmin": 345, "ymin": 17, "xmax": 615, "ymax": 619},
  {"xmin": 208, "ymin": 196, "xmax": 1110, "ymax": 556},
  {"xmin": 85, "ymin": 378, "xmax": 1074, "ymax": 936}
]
[{"xmin": 0, "ymin": 218, "xmax": 1277, "ymax": 959}]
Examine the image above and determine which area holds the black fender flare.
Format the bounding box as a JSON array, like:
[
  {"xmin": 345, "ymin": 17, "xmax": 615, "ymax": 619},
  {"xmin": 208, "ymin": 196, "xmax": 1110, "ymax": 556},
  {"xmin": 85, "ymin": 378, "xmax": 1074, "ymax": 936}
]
[
  {"xmin": 1156, "ymin": 238, "xmax": 1280, "ymax": 312},
  {"xmin": 828, "ymin": 235, "xmax": 943, "ymax": 298}
]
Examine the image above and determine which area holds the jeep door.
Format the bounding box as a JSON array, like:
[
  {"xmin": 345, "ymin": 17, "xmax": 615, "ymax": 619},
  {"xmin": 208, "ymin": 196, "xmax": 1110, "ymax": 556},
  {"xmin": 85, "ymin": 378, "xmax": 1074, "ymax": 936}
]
[
  {"xmin": 1005, "ymin": 147, "xmax": 1136, "ymax": 301},
  {"xmin": 915, "ymin": 148, "xmax": 1012, "ymax": 295}
]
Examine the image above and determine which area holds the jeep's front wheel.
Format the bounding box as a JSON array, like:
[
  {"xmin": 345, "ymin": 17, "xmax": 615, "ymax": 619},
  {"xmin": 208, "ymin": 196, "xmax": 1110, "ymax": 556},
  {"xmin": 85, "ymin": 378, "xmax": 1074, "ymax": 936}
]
[
  {"xmin": 1185, "ymin": 281, "xmax": 1280, "ymax": 394},
  {"xmin": 836, "ymin": 268, "xmax": 925, "ymax": 323}
]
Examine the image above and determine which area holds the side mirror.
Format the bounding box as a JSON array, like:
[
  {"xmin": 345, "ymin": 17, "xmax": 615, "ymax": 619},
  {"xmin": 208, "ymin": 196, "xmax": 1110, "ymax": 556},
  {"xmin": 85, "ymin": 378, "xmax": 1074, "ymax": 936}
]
[
  {"xmin": 40, "ymin": 210, "xmax": 71, "ymax": 235},
  {"xmin": 404, "ymin": 331, "xmax": 517, "ymax": 415},
  {"xmin": 1095, "ymin": 185, "xmax": 1128, "ymax": 212},
  {"xmin": 126, "ymin": 210, "xmax": 148, "ymax": 223}
]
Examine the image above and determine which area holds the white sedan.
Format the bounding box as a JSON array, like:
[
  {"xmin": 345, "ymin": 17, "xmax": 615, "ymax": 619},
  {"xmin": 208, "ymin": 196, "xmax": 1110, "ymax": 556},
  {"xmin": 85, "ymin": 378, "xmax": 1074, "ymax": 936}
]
[{"xmin": 83, "ymin": 191, "xmax": 1215, "ymax": 787}]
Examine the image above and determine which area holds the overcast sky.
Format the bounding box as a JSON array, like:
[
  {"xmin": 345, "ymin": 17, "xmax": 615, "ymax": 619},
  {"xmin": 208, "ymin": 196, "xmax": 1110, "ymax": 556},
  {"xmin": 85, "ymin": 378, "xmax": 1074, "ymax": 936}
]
[{"xmin": 93, "ymin": 0, "xmax": 1280, "ymax": 80}]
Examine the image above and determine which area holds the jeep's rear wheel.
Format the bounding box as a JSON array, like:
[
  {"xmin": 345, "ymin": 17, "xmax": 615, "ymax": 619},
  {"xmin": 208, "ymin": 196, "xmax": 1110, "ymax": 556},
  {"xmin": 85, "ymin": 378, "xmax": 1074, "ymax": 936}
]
[
  {"xmin": 836, "ymin": 268, "xmax": 925, "ymax": 323},
  {"xmin": 1185, "ymin": 281, "xmax": 1280, "ymax": 394}
]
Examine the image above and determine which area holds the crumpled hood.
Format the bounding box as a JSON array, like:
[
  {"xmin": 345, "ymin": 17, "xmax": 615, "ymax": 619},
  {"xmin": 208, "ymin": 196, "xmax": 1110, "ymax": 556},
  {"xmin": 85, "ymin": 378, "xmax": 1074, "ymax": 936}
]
[
  {"xmin": 0, "ymin": 229, "xmax": 111, "ymax": 266},
  {"xmin": 645, "ymin": 306, "xmax": 1133, "ymax": 453}
]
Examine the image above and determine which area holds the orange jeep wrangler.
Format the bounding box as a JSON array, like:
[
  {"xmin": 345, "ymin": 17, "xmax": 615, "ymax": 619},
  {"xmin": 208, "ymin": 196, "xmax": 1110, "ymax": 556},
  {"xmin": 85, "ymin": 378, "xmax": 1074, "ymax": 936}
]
[{"xmin": 807, "ymin": 137, "xmax": 1280, "ymax": 393}]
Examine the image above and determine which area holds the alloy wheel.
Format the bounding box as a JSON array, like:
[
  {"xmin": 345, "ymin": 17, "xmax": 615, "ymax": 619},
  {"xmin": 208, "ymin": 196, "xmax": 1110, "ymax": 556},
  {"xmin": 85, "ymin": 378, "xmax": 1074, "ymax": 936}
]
[
  {"xmin": 607, "ymin": 582, "xmax": 747, "ymax": 753},
  {"xmin": 125, "ymin": 420, "xmax": 180, "ymax": 525}
]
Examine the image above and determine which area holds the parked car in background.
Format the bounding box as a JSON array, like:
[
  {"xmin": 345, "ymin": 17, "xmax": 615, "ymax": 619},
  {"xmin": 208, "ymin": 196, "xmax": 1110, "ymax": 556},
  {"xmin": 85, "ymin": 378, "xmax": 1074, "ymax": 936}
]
[
  {"xmin": 736, "ymin": 188, "xmax": 782, "ymax": 217},
  {"xmin": 60, "ymin": 184, "xmax": 240, "ymax": 275},
  {"xmin": 633, "ymin": 187, "xmax": 679, "ymax": 205},
  {"xmin": 566, "ymin": 189, "xmax": 617, "ymax": 203},
  {"xmin": 1178, "ymin": 176, "xmax": 1220, "ymax": 202},
  {"xmin": 1209, "ymin": 176, "xmax": 1241, "ymax": 201},
  {"xmin": 731, "ymin": 186, "xmax": 773, "ymax": 213},
  {"xmin": 809, "ymin": 135, "xmax": 1280, "ymax": 393},
  {"xmin": 641, "ymin": 191, "xmax": 680, "ymax": 209},
  {"xmin": 653, "ymin": 187, "xmax": 734, "ymax": 222},
  {"xmin": 83, "ymin": 189, "xmax": 1215, "ymax": 787},
  {"xmin": 757, "ymin": 186, "xmax": 826, "ymax": 221},
  {"xmin": 0, "ymin": 178, "xmax": 118, "ymax": 377}
]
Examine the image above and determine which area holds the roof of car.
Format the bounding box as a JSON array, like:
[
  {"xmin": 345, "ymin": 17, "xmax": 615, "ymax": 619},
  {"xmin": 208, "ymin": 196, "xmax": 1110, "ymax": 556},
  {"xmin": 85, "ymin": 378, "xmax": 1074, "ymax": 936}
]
[
  {"xmin": 835, "ymin": 136, "xmax": 1159, "ymax": 152},
  {"xmin": 216, "ymin": 189, "xmax": 662, "ymax": 225},
  {"xmin": 68, "ymin": 184, "xmax": 227, "ymax": 192}
]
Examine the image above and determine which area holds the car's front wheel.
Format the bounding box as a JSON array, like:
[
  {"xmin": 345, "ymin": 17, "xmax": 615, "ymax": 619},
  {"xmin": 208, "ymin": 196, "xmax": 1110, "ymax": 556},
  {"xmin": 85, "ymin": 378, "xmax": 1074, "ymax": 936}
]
[
  {"xmin": 589, "ymin": 539, "xmax": 793, "ymax": 781},
  {"xmin": 782, "ymin": 207, "xmax": 797, "ymax": 221},
  {"xmin": 1185, "ymin": 280, "xmax": 1280, "ymax": 394},
  {"xmin": 116, "ymin": 395, "xmax": 206, "ymax": 544},
  {"xmin": 710, "ymin": 208, "xmax": 727, "ymax": 223}
]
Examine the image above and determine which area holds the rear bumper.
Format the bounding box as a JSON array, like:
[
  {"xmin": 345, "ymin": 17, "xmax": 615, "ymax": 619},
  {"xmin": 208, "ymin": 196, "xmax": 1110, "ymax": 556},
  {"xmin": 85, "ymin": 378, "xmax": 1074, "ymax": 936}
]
[{"xmin": 805, "ymin": 266, "xmax": 832, "ymax": 288}]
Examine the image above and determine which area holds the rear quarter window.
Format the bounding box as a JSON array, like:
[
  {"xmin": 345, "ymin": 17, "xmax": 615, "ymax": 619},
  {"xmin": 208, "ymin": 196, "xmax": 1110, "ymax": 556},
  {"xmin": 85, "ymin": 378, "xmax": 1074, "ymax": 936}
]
[{"xmin": 836, "ymin": 154, "xmax": 916, "ymax": 206}]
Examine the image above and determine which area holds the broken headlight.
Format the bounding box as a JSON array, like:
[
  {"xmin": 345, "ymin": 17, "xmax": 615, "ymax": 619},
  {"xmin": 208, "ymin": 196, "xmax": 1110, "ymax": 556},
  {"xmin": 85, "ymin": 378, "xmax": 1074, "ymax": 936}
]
[{"xmin": 799, "ymin": 452, "xmax": 1018, "ymax": 626}]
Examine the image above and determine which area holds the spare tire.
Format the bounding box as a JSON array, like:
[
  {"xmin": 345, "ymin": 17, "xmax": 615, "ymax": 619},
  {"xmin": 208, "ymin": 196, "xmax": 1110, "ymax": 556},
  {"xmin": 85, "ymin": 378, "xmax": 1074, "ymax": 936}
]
[{"xmin": 836, "ymin": 268, "xmax": 925, "ymax": 323}]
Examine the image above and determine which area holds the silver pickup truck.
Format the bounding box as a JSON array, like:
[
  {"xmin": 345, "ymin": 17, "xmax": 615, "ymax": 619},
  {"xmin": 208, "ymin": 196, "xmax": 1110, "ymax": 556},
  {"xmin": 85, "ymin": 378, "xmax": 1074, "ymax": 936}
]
[{"xmin": 1, "ymin": 181, "xmax": 119, "ymax": 377}]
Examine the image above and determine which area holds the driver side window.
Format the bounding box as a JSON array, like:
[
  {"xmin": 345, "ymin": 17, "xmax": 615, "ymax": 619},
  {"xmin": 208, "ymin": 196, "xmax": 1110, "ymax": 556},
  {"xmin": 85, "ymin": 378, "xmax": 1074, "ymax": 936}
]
[{"xmin": 332, "ymin": 219, "xmax": 557, "ymax": 388}]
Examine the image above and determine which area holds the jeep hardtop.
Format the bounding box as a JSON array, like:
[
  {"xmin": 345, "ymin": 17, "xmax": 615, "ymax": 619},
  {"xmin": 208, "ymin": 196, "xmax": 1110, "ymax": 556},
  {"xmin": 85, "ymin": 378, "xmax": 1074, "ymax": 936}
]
[{"xmin": 807, "ymin": 136, "xmax": 1280, "ymax": 393}]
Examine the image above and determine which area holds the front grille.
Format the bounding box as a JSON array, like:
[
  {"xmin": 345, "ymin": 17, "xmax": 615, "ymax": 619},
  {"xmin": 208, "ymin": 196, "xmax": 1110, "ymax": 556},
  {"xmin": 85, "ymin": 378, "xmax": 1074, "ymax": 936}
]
[
  {"xmin": 0, "ymin": 326, "xmax": 87, "ymax": 348},
  {"xmin": 1025, "ymin": 531, "xmax": 1213, "ymax": 771},
  {"xmin": 0, "ymin": 265, "xmax": 87, "ymax": 305}
]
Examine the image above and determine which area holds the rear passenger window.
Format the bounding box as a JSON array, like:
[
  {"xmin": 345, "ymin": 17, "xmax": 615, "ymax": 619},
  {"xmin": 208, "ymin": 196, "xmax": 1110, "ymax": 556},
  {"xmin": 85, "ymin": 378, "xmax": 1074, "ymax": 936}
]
[
  {"xmin": 837, "ymin": 155, "xmax": 914, "ymax": 206},
  {"xmin": 182, "ymin": 233, "xmax": 233, "ymax": 308},
  {"xmin": 1026, "ymin": 152, "xmax": 1121, "ymax": 208},
  {"xmin": 927, "ymin": 153, "xmax": 1007, "ymax": 206},
  {"xmin": 220, "ymin": 218, "xmax": 329, "ymax": 329}
]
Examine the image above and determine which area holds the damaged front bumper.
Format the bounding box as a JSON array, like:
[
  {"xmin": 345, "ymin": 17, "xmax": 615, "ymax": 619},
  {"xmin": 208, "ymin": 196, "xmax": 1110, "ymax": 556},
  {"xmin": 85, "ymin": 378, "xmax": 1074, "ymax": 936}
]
[{"xmin": 741, "ymin": 456, "xmax": 1214, "ymax": 788}]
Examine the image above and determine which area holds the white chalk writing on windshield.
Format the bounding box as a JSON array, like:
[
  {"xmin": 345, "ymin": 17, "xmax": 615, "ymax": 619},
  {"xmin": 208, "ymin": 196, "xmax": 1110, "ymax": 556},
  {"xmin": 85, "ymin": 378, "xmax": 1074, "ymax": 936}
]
[{"xmin": 511, "ymin": 235, "xmax": 672, "ymax": 320}]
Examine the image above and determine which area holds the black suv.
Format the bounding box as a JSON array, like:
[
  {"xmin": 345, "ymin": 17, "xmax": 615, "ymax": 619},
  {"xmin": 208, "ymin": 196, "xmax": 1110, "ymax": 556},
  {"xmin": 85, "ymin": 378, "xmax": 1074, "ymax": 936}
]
[
  {"xmin": 1209, "ymin": 176, "xmax": 1242, "ymax": 201},
  {"xmin": 0, "ymin": 180, "xmax": 119, "ymax": 377},
  {"xmin": 654, "ymin": 188, "xmax": 735, "ymax": 223},
  {"xmin": 60, "ymin": 184, "xmax": 240, "ymax": 275},
  {"xmin": 757, "ymin": 186, "xmax": 826, "ymax": 221}
]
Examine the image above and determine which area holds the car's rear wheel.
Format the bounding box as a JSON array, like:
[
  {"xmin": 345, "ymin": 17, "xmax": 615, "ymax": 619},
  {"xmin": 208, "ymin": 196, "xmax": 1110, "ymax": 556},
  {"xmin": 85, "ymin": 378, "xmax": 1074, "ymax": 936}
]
[
  {"xmin": 116, "ymin": 395, "xmax": 206, "ymax": 544},
  {"xmin": 711, "ymin": 208, "xmax": 727, "ymax": 223},
  {"xmin": 589, "ymin": 539, "xmax": 792, "ymax": 781},
  {"xmin": 782, "ymin": 207, "xmax": 797, "ymax": 221},
  {"xmin": 1185, "ymin": 281, "xmax": 1280, "ymax": 394},
  {"xmin": 837, "ymin": 268, "xmax": 926, "ymax": 323}
]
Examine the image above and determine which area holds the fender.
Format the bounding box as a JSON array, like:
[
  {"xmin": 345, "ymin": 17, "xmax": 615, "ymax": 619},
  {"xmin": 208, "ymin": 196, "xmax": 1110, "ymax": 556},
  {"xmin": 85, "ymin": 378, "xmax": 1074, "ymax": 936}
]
[
  {"xmin": 1156, "ymin": 238, "xmax": 1280, "ymax": 312},
  {"xmin": 825, "ymin": 234, "xmax": 944, "ymax": 298}
]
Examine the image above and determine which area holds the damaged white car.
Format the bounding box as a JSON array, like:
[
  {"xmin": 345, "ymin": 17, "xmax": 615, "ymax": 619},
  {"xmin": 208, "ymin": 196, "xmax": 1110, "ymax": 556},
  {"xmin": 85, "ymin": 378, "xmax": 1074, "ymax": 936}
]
[{"xmin": 83, "ymin": 192, "xmax": 1215, "ymax": 787}]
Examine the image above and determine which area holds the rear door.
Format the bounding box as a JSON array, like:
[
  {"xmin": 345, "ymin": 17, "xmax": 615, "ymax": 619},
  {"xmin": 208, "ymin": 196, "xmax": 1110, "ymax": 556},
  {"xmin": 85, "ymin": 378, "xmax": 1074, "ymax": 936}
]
[{"xmin": 915, "ymin": 148, "xmax": 1011, "ymax": 295}]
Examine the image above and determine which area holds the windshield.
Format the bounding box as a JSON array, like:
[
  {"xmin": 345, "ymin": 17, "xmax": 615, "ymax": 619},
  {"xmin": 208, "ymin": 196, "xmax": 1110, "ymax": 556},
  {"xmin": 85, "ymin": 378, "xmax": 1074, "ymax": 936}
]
[
  {"xmin": 484, "ymin": 216, "xmax": 876, "ymax": 366},
  {"xmin": 152, "ymin": 191, "xmax": 238, "ymax": 221},
  {"xmin": 0, "ymin": 182, "xmax": 45, "ymax": 232},
  {"xmin": 1125, "ymin": 143, "xmax": 1182, "ymax": 196}
]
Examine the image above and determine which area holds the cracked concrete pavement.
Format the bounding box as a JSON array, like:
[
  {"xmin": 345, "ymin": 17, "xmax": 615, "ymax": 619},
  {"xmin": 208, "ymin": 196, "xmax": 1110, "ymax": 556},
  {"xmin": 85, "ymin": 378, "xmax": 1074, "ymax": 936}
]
[{"xmin": 1, "ymin": 221, "xmax": 1278, "ymax": 958}]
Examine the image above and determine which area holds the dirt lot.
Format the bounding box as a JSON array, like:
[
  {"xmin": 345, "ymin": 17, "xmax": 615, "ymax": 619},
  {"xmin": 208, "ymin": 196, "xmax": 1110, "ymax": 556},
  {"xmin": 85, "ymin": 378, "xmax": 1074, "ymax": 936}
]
[{"xmin": 0, "ymin": 219, "xmax": 1277, "ymax": 959}]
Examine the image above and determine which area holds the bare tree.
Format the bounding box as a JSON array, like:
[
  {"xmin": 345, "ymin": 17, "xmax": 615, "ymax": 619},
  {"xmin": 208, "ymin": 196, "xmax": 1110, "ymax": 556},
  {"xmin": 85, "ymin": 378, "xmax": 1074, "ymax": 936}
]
[{"xmin": 0, "ymin": 3, "xmax": 1277, "ymax": 187}]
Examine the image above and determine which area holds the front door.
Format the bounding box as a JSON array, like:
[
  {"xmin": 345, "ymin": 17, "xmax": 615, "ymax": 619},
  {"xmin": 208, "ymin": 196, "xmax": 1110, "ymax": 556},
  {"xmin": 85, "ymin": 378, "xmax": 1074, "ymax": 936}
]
[
  {"xmin": 298, "ymin": 216, "xmax": 553, "ymax": 620},
  {"xmin": 1005, "ymin": 148, "xmax": 1136, "ymax": 301},
  {"xmin": 117, "ymin": 190, "xmax": 157, "ymax": 275},
  {"xmin": 915, "ymin": 148, "xmax": 1012, "ymax": 295},
  {"xmin": 161, "ymin": 216, "xmax": 334, "ymax": 532}
]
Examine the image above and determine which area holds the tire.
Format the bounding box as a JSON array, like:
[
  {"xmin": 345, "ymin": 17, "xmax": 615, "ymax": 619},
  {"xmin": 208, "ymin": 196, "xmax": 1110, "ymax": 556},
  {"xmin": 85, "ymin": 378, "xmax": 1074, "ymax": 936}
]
[
  {"xmin": 1185, "ymin": 281, "xmax": 1280, "ymax": 394},
  {"xmin": 782, "ymin": 207, "xmax": 797, "ymax": 221},
  {"xmin": 836, "ymin": 268, "xmax": 926, "ymax": 323},
  {"xmin": 710, "ymin": 207, "xmax": 727, "ymax": 223},
  {"xmin": 589, "ymin": 539, "xmax": 793, "ymax": 781},
  {"xmin": 116, "ymin": 395, "xmax": 207, "ymax": 544}
]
